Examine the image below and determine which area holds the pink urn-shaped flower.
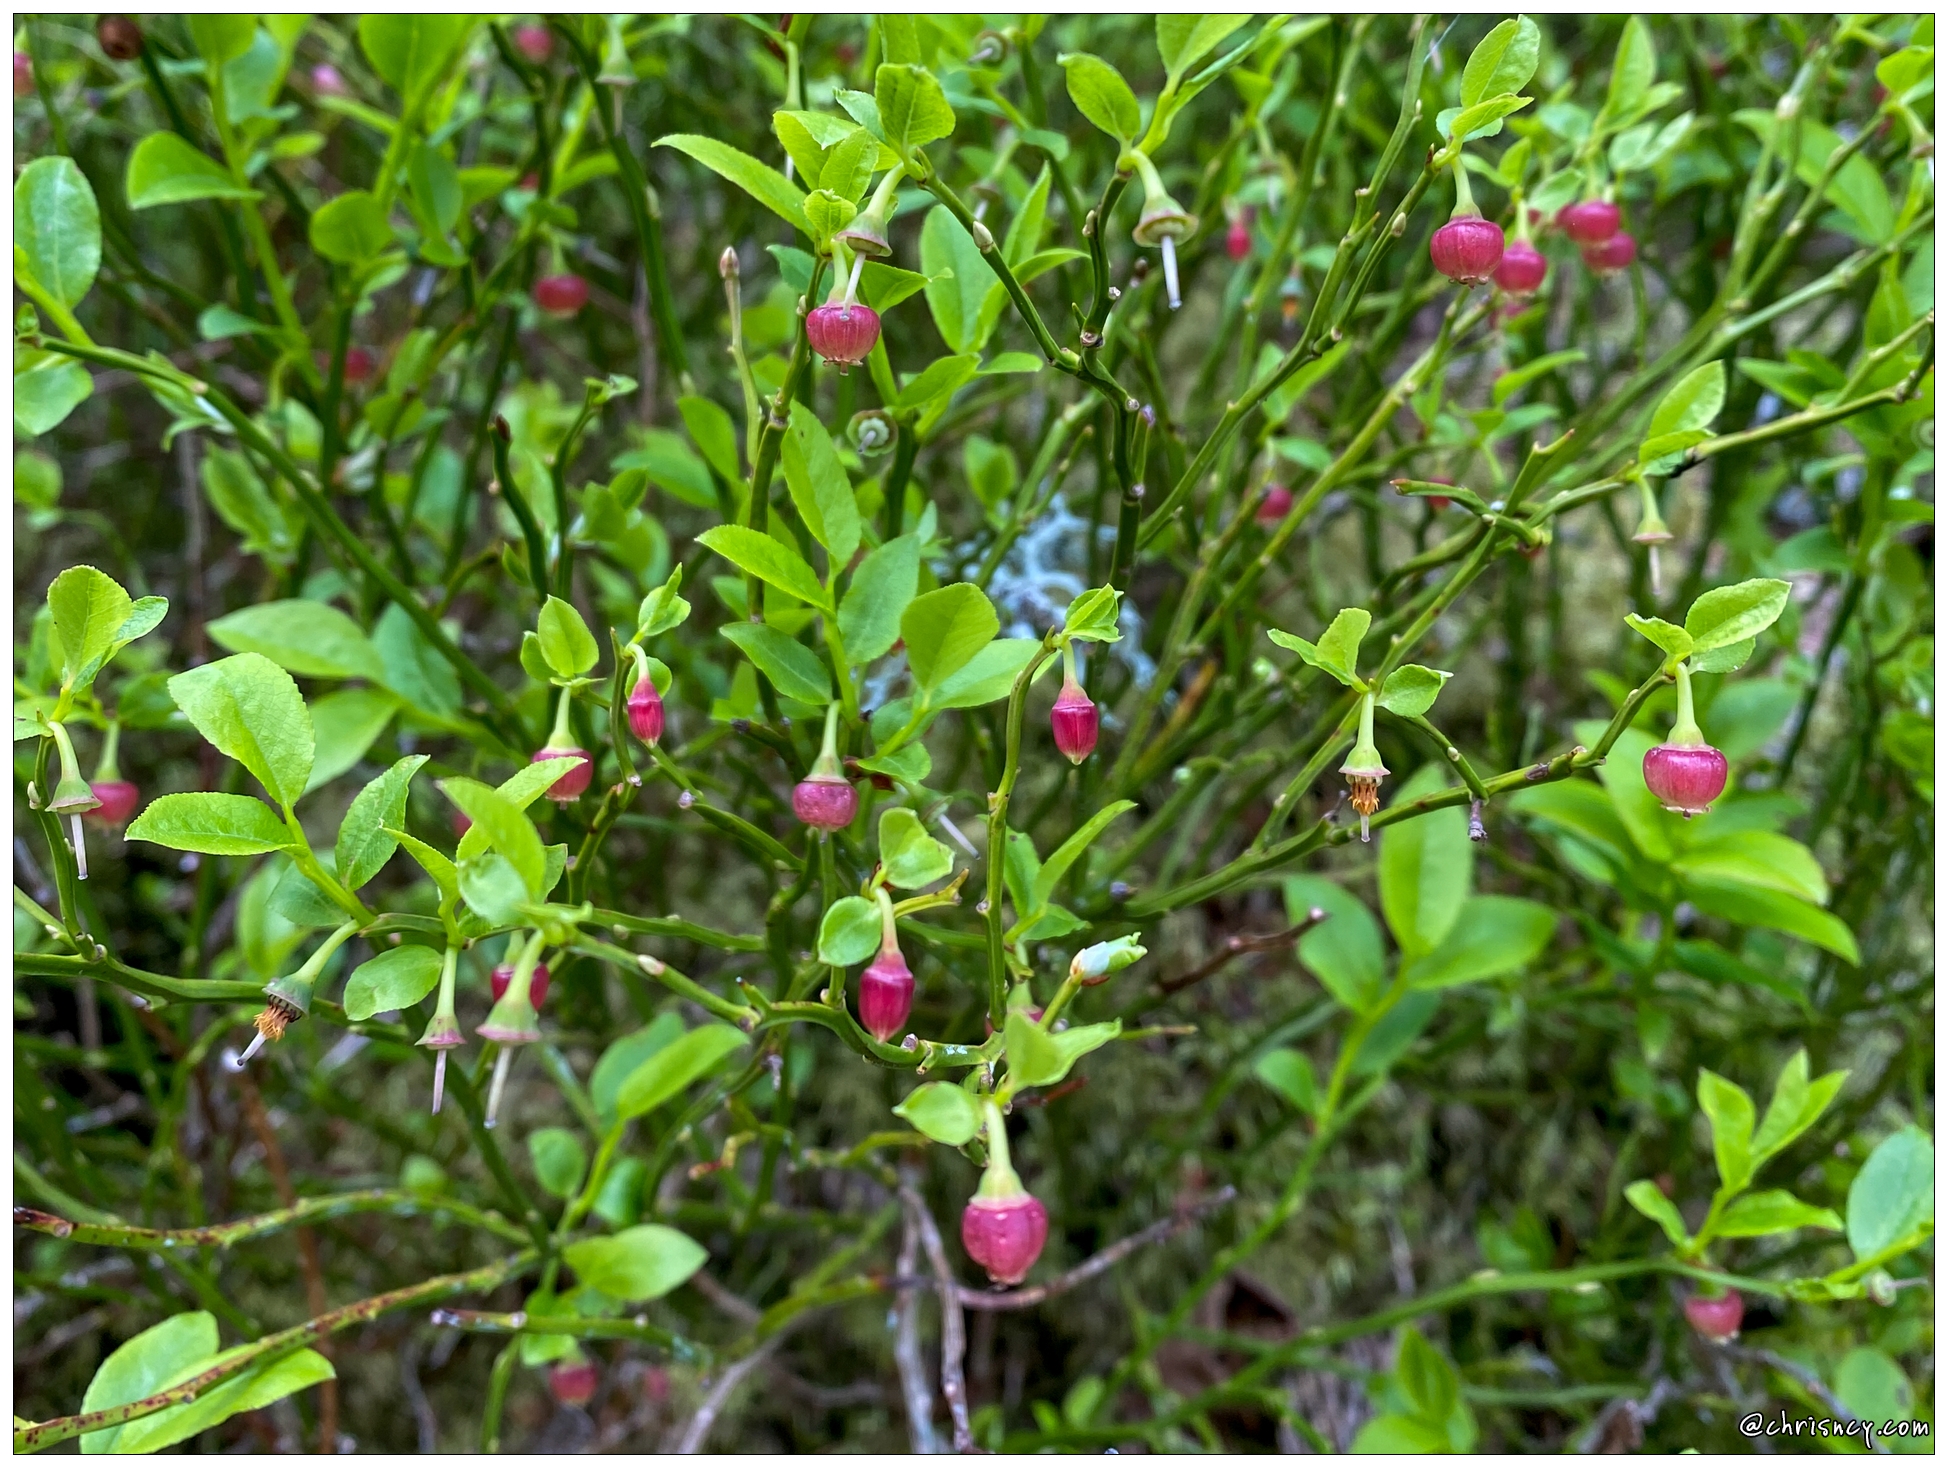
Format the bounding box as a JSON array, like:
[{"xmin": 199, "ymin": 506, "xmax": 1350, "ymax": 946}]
[
  {"xmin": 1556, "ymin": 197, "xmax": 1622, "ymax": 245},
  {"xmin": 1050, "ymin": 670, "xmax": 1099, "ymax": 766},
  {"xmin": 961, "ymin": 1100, "xmax": 1049, "ymax": 1286},
  {"xmin": 806, "ymin": 302, "xmax": 881, "ymax": 373},
  {"xmin": 535, "ymin": 688, "xmax": 593, "ymax": 802},
  {"xmin": 1642, "ymin": 664, "xmax": 1728, "ymax": 817},
  {"xmin": 533, "ymin": 272, "xmax": 589, "ymax": 316},
  {"xmin": 1580, "ymin": 231, "xmax": 1637, "ymax": 276},
  {"xmin": 1256, "ymin": 483, "xmax": 1293, "ymax": 526},
  {"xmin": 1493, "ymin": 239, "xmax": 1548, "ymax": 296},
  {"xmin": 1683, "ymin": 1288, "xmax": 1743, "ymax": 1343},
  {"xmin": 491, "ymin": 960, "xmax": 552, "ymax": 1010},
  {"xmin": 1430, "ymin": 215, "xmax": 1506, "ymax": 285},
  {"xmin": 857, "ymin": 895, "xmax": 914, "ymax": 1043},
  {"xmin": 793, "ymin": 701, "xmax": 858, "ymax": 831},
  {"xmin": 627, "ymin": 650, "xmax": 664, "ymax": 746}
]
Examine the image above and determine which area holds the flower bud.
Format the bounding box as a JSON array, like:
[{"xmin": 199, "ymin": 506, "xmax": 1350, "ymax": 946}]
[
  {"xmin": 309, "ymin": 63, "xmax": 346, "ymax": 96},
  {"xmin": 1556, "ymin": 198, "xmax": 1622, "ymax": 245},
  {"xmin": 1429, "ymin": 216, "xmax": 1506, "ymax": 285},
  {"xmin": 87, "ymin": 779, "xmax": 140, "ymax": 827},
  {"xmin": 513, "ymin": 24, "xmax": 553, "ymax": 64},
  {"xmin": 491, "ymin": 961, "xmax": 552, "ymax": 1010},
  {"xmin": 805, "ymin": 303, "xmax": 881, "ymax": 373},
  {"xmin": 1050, "ymin": 676, "xmax": 1098, "ymax": 765},
  {"xmin": 1580, "ymin": 230, "xmax": 1637, "ymax": 276},
  {"xmin": 1642, "ymin": 742, "xmax": 1728, "ymax": 817},
  {"xmin": 1225, "ymin": 207, "xmax": 1254, "ymax": 262},
  {"xmin": 95, "ymin": 16, "xmax": 143, "ymax": 60},
  {"xmin": 962, "ymin": 1192, "xmax": 1049, "ymax": 1287},
  {"xmin": 628, "ymin": 676, "xmax": 664, "ymax": 746},
  {"xmin": 792, "ymin": 772, "xmax": 857, "ymax": 830},
  {"xmin": 1493, "ymin": 239, "xmax": 1548, "ymax": 296},
  {"xmin": 719, "ymin": 245, "xmax": 740, "ymax": 281},
  {"xmin": 320, "ymin": 346, "xmax": 376, "ymax": 385},
  {"xmin": 549, "ymin": 1356, "xmax": 598, "ymax": 1407},
  {"xmin": 534, "ymin": 744, "xmax": 593, "ymax": 803},
  {"xmin": 1256, "ymin": 483, "xmax": 1293, "ymax": 526},
  {"xmin": 533, "ymin": 273, "xmax": 590, "ymax": 316},
  {"xmin": 858, "ymin": 944, "xmax": 914, "ymax": 1043},
  {"xmin": 1683, "ymin": 1288, "xmax": 1743, "ymax": 1343},
  {"xmin": 1069, "ymin": 936, "xmax": 1147, "ymax": 986}
]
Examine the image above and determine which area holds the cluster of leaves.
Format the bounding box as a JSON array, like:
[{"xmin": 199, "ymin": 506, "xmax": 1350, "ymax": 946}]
[{"xmin": 12, "ymin": 11, "xmax": 1933, "ymax": 1455}]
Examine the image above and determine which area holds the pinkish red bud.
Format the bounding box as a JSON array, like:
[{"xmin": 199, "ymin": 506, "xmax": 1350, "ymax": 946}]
[
  {"xmin": 805, "ymin": 303, "xmax": 881, "ymax": 374},
  {"xmin": 961, "ymin": 1191, "xmax": 1049, "ymax": 1286},
  {"xmin": 452, "ymin": 809, "xmax": 472, "ymax": 839},
  {"xmin": 1556, "ymin": 198, "xmax": 1622, "ymax": 245},
  {"xmin": 533, "ymin": 273, "xmax": 590, "ymax": 316},
  {"xmin": 1225, "ymin": 215, "xmax": 1252, "ymax": 262},
  {"xmin": 1256, "ymin": 483, "xmax": 1293, "ymax": 526},
  {"xmin": 1580, "ymin": 231, "xmax": 1638, "ymax": 276},
  {"xmin": 858, "ymin": 946, "xmax": 914, "ymax": 1042},
  {"xmin": 1683, "ymin": 1288, "xmax": 1743, "ymax": 1343},
  {"xmin": 319, "ymin": 346, "xmax": 376, "ymax": 385},
  {"xmin": 14, "ymin": 52, "xmax": 32, "ymax": 97},
  {"xmin": 534, "ymin": 745, "xmax": 593, "ymax": 802},
  {"xmin": 491, "ymin": 961, "xmax": 551, "ymax": 1010},
  {"xmin": 1493, "ymin": 239, "xmax": 1548, "ymax": 296},
  {"xmin": 1050, "ymin": 678, "xmax": 1098, "ymax": 765},
  {"xmin": 1642, "ymin": 742, "xmax": 1727, "ymax": 816},
  {"xmin": 86, "ymin": 779, "xmax": 140, "ymax": 826},
  {"xmin": 548, "ymin": 1357, "xmax": 598, "ymax": 1406},
  {"xmin": 792, "ymin": 772, "xmax": 857, "ymax": 830},
  {"xmin": 1429, "ymin": 216, "xmax": 1505, "ymax": 285},
  {"xmin": 309, "ymin": 62, "xmax": 346, "ymax": 96},
  {"xmin": 514, "ymin": 24, "xmax": 554, "ymax": 64},
  {"xmin": 627, "ymin": 677, "xmax": 664, "ymax": 745}
]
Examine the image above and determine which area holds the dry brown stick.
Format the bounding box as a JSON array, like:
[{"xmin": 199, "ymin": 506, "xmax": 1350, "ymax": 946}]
[
  {"xmin": 1157, "ymin": 912, "xmax": 1327, "ymax": 995},
  {"xmin": 232, "ymin": 1065, "xmax": 337, "ymax": 1453},
  {"xmin": 900, "ymin": 1180, "xmax": 978, "ymax": 1454},
  {"xmin": 894, "ymin": 1168, "xmax": 942, "ymax": 1454}
]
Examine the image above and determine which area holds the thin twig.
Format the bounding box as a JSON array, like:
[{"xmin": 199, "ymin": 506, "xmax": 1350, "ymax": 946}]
[
  {"xmin": 894, "ymin": 1179, "xmax": 942, "ymax": 1454},
  {"xmin": 1158, "ymin": 917, "xmax": 1327, "ymax": 996},
  {"xmin": 900, "ymin": 1180, "xmax": 978, "ymax": 1453},
  {"xmin": 667, "ymin": 1335, "xmax": 788, "ymax": 1454}
]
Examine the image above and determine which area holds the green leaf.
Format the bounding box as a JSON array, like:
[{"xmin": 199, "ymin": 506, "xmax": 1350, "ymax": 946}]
[
  {"xmin": 356, "ymin": 15, "xmax": 471, "ymax": 103},
  {"xmin": 920, "ymin": 206, "xmax": 997, "ymax": 355},
  {"xmin": 879, "ymin": 807, "xmax": 953, "ymax": 889},
  {"xmin": 1696, "ymin": 1068, "xmax": 1756, "ymax": 1193},
  {"xmin": 1315, "ymin": 607, "xmax": 1371, "ymax": 684},
  {"xmin": 1461, "ymin": 17, "xmax": 1541, "ymax": 109},
  {"xmin": 719, "ymin": 622, "xmax": 832, "ymax": 704},
  {"xmin": 818, "ymin": 895, "xmax": 883, "ymax": 966},
  {"xmin": 1059, "ymin": 52, "xmax": 1141, "ymax": 142},
  {"xmin": 528, "ymin": 1128, "xmax": 588, "ymax": 1200},
  {"xmin": 894, "ymin": 1082, "xmax": 983, "ymax": 1145},
  {"xmin": 678, "ymin": 395, "xmax": 740, "ymax": 485},
  {"xmin": 1377, "ymin": 766, "xmax": 1471, "ymax": 957},
  {"xmin": 1602, "ymin": 16, "xmax": 1655, "ymax": 123},
  {"xmin": 113, "ymin": 1346, "xmax": 334, "ymax": 1455},
  {"xmin": 928, "ymin": 637, "xmax": 1041, "ymax": 710},
  {"xmin": 14, "ymin": 353, "xmax": 93, "ymax": 437},
  {"xmin": 1734, "ymin": 109, "xmax": 1894, "ymax": 245},
  {"xmin": 126, "ymin": 792, "xmax": 294, "ymax": 855},
  {"xmin": 439, "ymin": 778, "xmax": 545, "ymax": 902},
  {"xmin": 635, "ymin": 567, "xmax": 692, "ymax": 642},
  {"xmin": 894, "ymin": 352, "xmax": 981, "ymax": 411},
  {"xmin": 1672, "ymin": 831, "xmax": 1829, "ymax": 906},
  {"xmin": 1846, "ymin": 1126, "xmax": 1933, "ymax": 1259},
  {"xmin": 614, "ymin": 428, "xmax": 716, "ymax": 509},
  {"xmin": 1834, "ymin": 1348, "xmax": 1916, "ymax": 1433},
  {"xmin": 1030, "ymin": 800, "xmax": 1135, "ymax": 912},
  {"xmin": 1688, "ymin": 637, "xmax": 1754, "ymax": 675},
  {"xmin": 1005, "ymin": 1011, "xmax": 1119, "ymax": 1090},
  {"xmin": 168, "ymin": 653, "xmax": 315, "ymax": 809},
  {"xmin": 1285, "ymin": 875, "xmax": 1386, "ymax": 1013},
  {"xmin": 16, "ymin": 157, "xmax": 101, "ymax": 307},
  {"xmin": 1351, "ymin": 1415, "xmax": 1451, "ymax": 1454},
  {"xmin": 615, "ymin": 1023, "xmax": 747, "ymax": 1120},
  {"xmin": 1252, "ymin": 1047, "xmax": 1319, "ymax": 1114},
  {"xmin": 1375, "ymin": 664, "xmax": 1451, "ymax": 718},
  {"xmin": 696, "ymin": 525, "xmax": 830, "ymax": 610},
  {"xmin": 590, "ymin": 1016, "xmax": 685, "ymax": 1125},
  {"xmin": 457, "ymin": 852, "xmax": 529, "ymax": 926},
  {"xmin": 536, "ymin": 596, "xmax": 600, "ymax": 678},
  {"xmin": 1401, "ymin": 895, "xmax": 1555, "ymax": 990},
  {"xmin": 901, "ymin": 583, "xmax": 998, "ymax": 693},
  {"xmin": 563, "ymin": 1224, "xmax": 707, "ymax": 1302},
  {"xmin": 1683, "ymin": 577, "xmax": 1790, "ymax": 653},
  {"xmin": 819, "ymin": 125, "xmax": 881, "ymax": 202},
  {"xmin": 1714, "ymin": 1189, "xmax": 1843, "ymax": 1238},
  {"xmin": 1155, "ymin": 16, "xmax": 1249, "ymax": 80},
  {"xmin": 1623, "ymin": 613, "xmax": 1693, "ymax": 661},
  {"xmin": 336, "ymin": 755, "xmax": 427, "ymax": 890},
  {"xmin": 1062, "ymin": 586, "xmax": 1123, "ymax": 645},
  {"xmin": 1750, "ymin": 1049, "xmax": 1845, "ymax": 1165},
  {"xmin": 838, "ymin": 531, "xmax": 920, "ymax": 664},
  {"xmin": 385, "ymin": 827, "xmax": 457, "ymax": 902},
  {"xmin": 303, "ymin": 686, "xmax": 397, "ymax": 794},
  {"xmin": 408, "ymin": 141, "xmax": 461, "ymax": 234},
  {"xmin": 657, "ymin": 134, "xmax": 809, "ymax": 232},
  {"xmin": 1445, "ymin": 92, "xmax": 1532, "ymax": 143},
  {"xmin": 48, "ymin": 565, "xmax": 134, "ymax": 693},
  {"xmin": 1492, "ymin": 350, "xmax": 1587, "ymax": 407},
  {"xmin": 125, "ymin": 133, "xmax": 259, "ymax": 212},
  {"xmin": 874, "ymin": 63, "xmax": 956, "ymax": 155},
  {"xmin": 343, "ymin": 944, "xmax": 443, "ymax": 1021},
  {"xmin": 1647, "ymin": 361, "xmax": 1726, "ymax": 443},
  {"xmin": 1680, "ymin": 874, "xmax": 1860, "ymax": 963},
  {"xmin": 1625, "ymin": 1179, "xmax": 1690, "ymax": 1247},
  {"xmin": 188, "ymin": 15, "xmax": 257, "ymax": 64},
  {"xmin": 1396, "ymin": 1325, "xmax": 1460, "ymax": 1424},
  {"xmin": 309, "ymin": 189, "xmax": 394, "ymax": 264},
  {"xmin": 80, "ymin": 1312, "xmax": 218, "ymax": 1452},
  {"xmin": 207, "ymin": 599, "xmax": 387, "ymax": 681},
  {"xmin": 782, "ymin": 401, "xmax": 861, "ymax": 565}
]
